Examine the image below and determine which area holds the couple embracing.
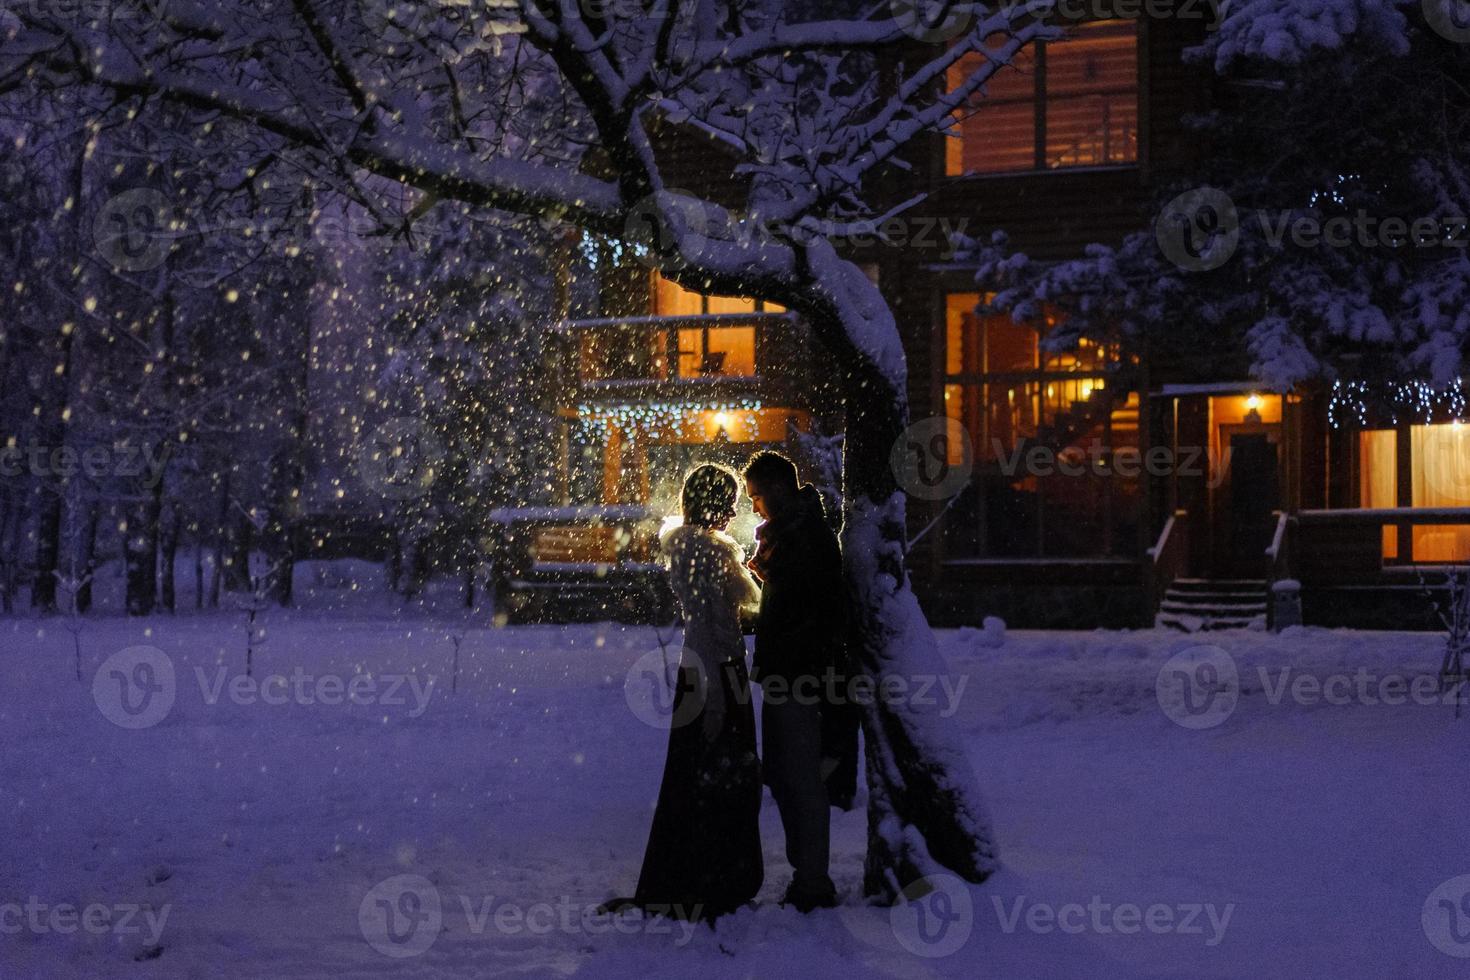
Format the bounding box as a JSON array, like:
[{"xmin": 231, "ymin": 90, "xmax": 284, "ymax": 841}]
[{"xmin": 612, "ymin": 451, "xmax": 859, "ymax": 922}]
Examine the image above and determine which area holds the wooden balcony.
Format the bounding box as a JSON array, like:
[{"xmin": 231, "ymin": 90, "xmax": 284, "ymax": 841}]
[{"xmin": 556, "ymin": 312, "xmax": 816, "ymax": 409}]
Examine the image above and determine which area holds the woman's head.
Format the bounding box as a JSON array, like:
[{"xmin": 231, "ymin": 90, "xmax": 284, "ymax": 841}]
[{"xmin": 681, "ymin": 464, "xmax": 740, "ymax": 530}]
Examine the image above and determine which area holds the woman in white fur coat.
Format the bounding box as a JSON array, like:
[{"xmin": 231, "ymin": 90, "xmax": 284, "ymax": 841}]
[{"xmin": 621, "ymin": 464, "xmax": 764, "ymax": 922}]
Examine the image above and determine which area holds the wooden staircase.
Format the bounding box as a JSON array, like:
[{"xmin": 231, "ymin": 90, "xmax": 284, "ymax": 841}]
[{"xmin": 1157, "ymin": 579, "xmax": 1268, "ymax": 632}]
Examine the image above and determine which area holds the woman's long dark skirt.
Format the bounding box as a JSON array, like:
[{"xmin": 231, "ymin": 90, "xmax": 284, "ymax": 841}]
[{"xmin": 632, "ymin": 658, "xmax": 763, "ymax": 921}]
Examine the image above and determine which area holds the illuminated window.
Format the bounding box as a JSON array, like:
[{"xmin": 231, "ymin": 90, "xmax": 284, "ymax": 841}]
[
  {"xmin": 678, "ymin": 326, "xmax": 755, "ymax": 377},
  {"xmin": 653, "ymin": 273, "xmax": 778, "ymax": 378},
  {"xmin": 1358, "ymin": 429, "xmax": 1397, "ymax": 558},
  {"xmin": 942, "ymin": 293, "xmax": 1133, "ymax": 558},
  {"xmin": 944, "ymin": 293, "xmax": 1112, "ymax": 461},
  {"xmin": 946, "ymin": 20, "xmax": 1138, "ymax": 176},
  {"xmin": 653, "ymin": 272, "xmax": 784, "ymax": 317},
  {"xmin": 1411, "ymin": 423, "xmax": 1470, "ymax": 562},
  {"xmin": 1357, "ymin": 424, "xmax": 1470, "ymax": 562}
]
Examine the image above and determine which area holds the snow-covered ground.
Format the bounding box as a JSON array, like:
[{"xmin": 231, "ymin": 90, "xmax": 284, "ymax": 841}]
[{"xmin": 2, "ymin": 586, "xmax": 1466, "ymax": 977}]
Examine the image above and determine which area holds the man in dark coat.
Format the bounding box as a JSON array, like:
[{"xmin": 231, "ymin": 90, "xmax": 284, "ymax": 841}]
[{"xmin": 743, "ymin": 450, "xmax": 856, "ymax": 912}]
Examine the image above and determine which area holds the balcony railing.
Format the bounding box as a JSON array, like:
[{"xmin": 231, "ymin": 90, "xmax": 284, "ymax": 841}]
[{"xmin": 557, "ymin": 312, "xmax": 809, "ymax": 400}]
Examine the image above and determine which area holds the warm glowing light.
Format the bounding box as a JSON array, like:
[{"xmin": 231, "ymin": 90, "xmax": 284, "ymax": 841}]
[
  {"xmin": 1246, "ymin": 394, "xmax": 1263, "ymax": 411},
  {"xmin": 713, "ymin": 411, "xmax": 730, "ymax": 428}
]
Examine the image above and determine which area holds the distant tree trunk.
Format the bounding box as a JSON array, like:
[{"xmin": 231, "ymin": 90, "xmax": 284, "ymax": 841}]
[
  {"xmin": 221, "ymin": 475, "xmax": 251, "ymax": 595},
  {"xmin": 194, "ymin": 537, "xmax": 205, "ymax": 610},
  {"xmin": 388, "ymin": 538, "xmax": 403, "ymax": 593},
  {"xmin": 75, "ymin": 501, "xmax": 99, "ymax": 614},
  {"xmin": 210, "ymin": 468, "xmax": 230, "ymax": 606},
  {"xmin": 125, "ymin": 480, "xmax": 163, "ymax": 616},
  {"xmin": 0, "ymin": 487, "xmax": 17, "ymax": 614},
  {"xmin": 34, "ymin": 129, "xmax": 89, "ymax": 613},
  {"xmin": 267, "ymin": 249, "xmax": 313, "ymax": 608},
  {"xmin": 159, "ymin": 501, "xmax": 180, "ymax": 613},
  {"xmin": 30, "ymin": 483, "xmax": 63, "ymax": 613}
]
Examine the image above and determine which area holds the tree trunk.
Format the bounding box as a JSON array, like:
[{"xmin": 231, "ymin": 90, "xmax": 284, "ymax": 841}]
[
  {"xmin": 75, "ymin": 500, "xmax": 99, "ymax": 615},
  {"xmin": 797, "ymin": 242, "xmax": 999, "ymax": 901},
  {"xmin": 160, "ymin": 501, "xmax": 180, "ymax": 613},
  {"xmin": 221, "ymin": 481, "xmax": 252, "ymax": 595},
  {"xmin": 0, "ymin": 486, "xmax": 17, "ymax": 614},
  {"xmin": 30, "ymin": 483, "xmax": 62, "ymax": 613},
  {"xmin": 195, "ymin": 538, "xmax": 205, "ymax": 610},
  {"xmin": 210, "ymin": 467, "xmax": 231, "ymax": 606},
  {"xmin": 34, "ymin": 128, "xmax": 89, "ymax": 613},
  {"xmin": 125, "ymin": 480, "xmax": 163, "ymax": 616}
]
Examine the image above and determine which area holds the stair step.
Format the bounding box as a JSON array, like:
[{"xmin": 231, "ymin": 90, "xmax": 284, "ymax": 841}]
[
  {"xmin": 1161, "ymin": 602, "xmax": 1267, "ymax": 617},
  {"xmin": 1157, "ymin": 613, "xmax": 1263, "ymax": 632},
  {"xmin": 1162, "ymin": 595, "xmax": 1267, "ymax": 608},
  {"xmin": 1171, "ymin": 578, "xmax": 1267, "ymax": 589},
  {"xmin": 1163, "ymin": 589, "xmax": 1267, "ymax": 602}
]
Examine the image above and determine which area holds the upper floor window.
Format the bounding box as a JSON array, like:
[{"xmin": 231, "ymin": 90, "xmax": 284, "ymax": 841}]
[
  {"xmin": 945, "ymin": 19, "xmax": 1139, "ymax": 176},
  {"xmin": 652, "ymin": 273, "xmax": 783, "ymax": 378}
]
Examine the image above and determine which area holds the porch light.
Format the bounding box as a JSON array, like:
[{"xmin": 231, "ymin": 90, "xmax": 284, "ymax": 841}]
[{"xmin": 1246, "ymin": 393, "xmax": 1263, "ymax": 411}]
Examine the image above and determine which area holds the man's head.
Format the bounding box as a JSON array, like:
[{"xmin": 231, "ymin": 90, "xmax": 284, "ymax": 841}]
[{"xmin": 742, "ymin": 450, "xmax": 799, "ymax": 521}]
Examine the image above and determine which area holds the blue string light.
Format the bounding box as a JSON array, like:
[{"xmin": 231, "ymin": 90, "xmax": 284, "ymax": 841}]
[{"xmin": 1329, "ymin": 378, "xmax": 1467, "ymax": 429}]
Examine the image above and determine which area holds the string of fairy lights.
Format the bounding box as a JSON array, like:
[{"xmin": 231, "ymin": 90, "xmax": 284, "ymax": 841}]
[
  {"xmin": 574, "ymin": 398, "xmax": 765, "ymax": 440},
  {"xmin": 1328, "ymin": 379, "xmax": 1469, "ymax": 429}
]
